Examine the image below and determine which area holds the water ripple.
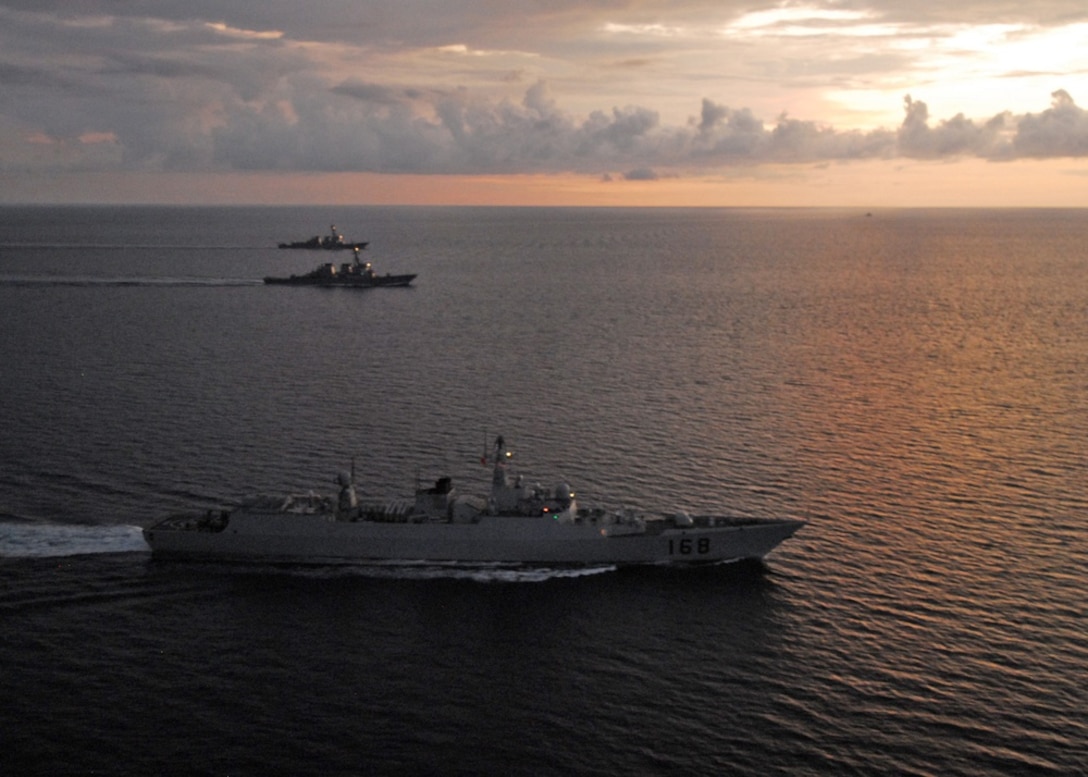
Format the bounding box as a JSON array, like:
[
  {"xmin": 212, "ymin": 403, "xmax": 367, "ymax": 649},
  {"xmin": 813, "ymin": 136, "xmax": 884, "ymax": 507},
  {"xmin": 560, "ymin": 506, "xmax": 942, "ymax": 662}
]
[{"xmin": 1, "ymin": 207, "xmax": 1086, "ymax": 776}]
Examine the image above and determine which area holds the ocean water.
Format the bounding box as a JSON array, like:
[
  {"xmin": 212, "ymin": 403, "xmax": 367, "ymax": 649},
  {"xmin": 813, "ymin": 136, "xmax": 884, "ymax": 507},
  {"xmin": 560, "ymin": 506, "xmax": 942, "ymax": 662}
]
[{"xmin": 0, "ymin": 205, "xmax": 1085, "ymax": 776}]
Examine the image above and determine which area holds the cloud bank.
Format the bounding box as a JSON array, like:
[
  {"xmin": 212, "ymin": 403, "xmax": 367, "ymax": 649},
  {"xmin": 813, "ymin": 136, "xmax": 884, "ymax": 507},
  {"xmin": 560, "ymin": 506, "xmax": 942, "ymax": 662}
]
[
  {"xmin": 10, "ymin": 77, "xmax": 1086, "ymax": 179},
  {"xmin": 2, "ymin": 3, "xmax": 1088, "ymax": 182}
]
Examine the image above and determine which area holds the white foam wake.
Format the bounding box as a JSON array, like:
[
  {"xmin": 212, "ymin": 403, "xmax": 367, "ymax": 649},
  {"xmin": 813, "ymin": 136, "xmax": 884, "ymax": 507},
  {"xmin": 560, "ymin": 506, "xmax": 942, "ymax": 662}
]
[{"xmin": 0, "ymin": 523, "xmax": 150, "ymax": 558}]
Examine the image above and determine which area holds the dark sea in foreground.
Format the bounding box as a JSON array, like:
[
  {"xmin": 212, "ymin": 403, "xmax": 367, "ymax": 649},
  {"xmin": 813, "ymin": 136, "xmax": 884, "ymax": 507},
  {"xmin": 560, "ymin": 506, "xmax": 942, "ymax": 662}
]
[{"xmin": 1, "ymin": 206, "xmax": 1085, "ymax": 776}]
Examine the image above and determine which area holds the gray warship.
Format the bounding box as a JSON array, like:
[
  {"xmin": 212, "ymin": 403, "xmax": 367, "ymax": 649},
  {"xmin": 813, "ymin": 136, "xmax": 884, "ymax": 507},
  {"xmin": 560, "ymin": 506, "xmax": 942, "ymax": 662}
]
[
  {"xmin": 143, "ymin": 437, "xmax": 805, "ymax": 566},
  {"xmin": 264, "ymin": 247, "xmax": 415, "ymax": 287}
]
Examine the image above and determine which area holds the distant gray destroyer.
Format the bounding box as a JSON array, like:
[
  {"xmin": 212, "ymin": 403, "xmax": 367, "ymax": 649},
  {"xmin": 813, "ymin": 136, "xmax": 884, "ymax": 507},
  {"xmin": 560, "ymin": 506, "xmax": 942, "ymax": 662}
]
[
  {"xmin": 264, "ymin": 246, "xmax": 415, "ymax": 288},
  {"xmin": 144, "ymin": 437, "xmax": 805, "ymax": 566}
]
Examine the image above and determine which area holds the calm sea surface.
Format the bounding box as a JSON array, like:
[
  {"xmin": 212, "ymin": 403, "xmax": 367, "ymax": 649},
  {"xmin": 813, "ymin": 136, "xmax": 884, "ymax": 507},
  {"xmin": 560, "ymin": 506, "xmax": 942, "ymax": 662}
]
[{"xmin": 1, "ymin": 206, "xmax": 1085, "ymax": 776}]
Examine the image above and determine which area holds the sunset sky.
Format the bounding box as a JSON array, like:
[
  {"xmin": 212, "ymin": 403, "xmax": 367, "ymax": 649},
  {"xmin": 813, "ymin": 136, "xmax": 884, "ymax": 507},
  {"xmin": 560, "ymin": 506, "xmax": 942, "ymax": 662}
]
[{"xmin": 2, "ymin": 1, "xmax": 1087, "ymax": 206}]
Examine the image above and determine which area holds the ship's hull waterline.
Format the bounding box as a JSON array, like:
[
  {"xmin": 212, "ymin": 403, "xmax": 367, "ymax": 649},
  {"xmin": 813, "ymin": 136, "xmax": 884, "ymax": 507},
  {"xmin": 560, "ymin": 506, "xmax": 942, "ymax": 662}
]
[
  {"xmin": 145, "ymin": 511, "xmax": 804, "ymax": 566},
  {"xmin": 144, "ymin": 436, "xmax": 804, "ymax": 567}
]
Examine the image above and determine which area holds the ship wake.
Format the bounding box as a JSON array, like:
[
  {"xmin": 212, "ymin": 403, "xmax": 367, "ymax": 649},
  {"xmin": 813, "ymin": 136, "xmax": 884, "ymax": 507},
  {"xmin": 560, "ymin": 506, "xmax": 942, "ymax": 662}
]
[{"xmin": 0, "ymin": 522, "xmax": 150, "ymax": 558}]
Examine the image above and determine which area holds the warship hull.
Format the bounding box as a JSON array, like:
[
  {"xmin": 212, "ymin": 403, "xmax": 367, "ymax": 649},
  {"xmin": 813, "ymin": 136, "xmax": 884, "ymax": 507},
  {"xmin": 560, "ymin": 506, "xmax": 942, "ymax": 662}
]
[
  {"xmin": 144, "ymin": 436, "xmax": 804, "ymax": 567},
  {"xmin": 263, "ymin": 273, "xmax": 416, "ymax": 287},
  {"xmin": 145, "ymin": 511, "xmax": 803, "ymax": 566}
]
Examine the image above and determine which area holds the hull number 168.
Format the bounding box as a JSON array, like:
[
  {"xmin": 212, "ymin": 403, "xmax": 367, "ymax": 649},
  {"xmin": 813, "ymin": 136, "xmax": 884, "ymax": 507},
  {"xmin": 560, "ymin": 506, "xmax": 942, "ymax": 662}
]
[{"xmin": 668, "ymin": 537, "xmax": 710, "ymax": 555}]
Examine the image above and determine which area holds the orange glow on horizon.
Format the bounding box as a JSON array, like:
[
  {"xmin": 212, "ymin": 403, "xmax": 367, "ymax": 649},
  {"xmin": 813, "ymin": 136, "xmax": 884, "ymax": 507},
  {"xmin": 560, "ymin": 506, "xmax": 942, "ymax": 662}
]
[{"xmin": 3, "ymin": 158, "xmax": 1087, "ymax": 208}]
